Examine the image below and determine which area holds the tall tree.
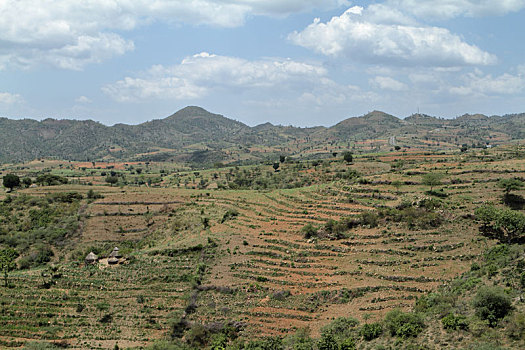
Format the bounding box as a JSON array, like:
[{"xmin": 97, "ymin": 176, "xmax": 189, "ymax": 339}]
[
  {"xmin": 2, "ymin": 174, "xmax": 20, "ymax": 191},
  {"xmin": 422, "ymin": 172, "xmax": 444, "ymax": 192}
]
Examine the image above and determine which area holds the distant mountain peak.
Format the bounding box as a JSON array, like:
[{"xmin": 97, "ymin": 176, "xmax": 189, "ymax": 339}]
[{"xmin": 167, "ymin": 106, "xmax": 216, "ymax": 119}]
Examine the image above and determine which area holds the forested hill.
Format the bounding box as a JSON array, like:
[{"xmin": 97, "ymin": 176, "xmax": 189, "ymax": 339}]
[{"xmin": 1, "ymin": 106, "xmax": 524, "ymax": 164}]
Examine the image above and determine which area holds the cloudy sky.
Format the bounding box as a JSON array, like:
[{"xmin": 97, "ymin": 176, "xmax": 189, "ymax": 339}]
[{"xmin": 1, "ymin": 0, "xmax": 524, "ymax": 126}]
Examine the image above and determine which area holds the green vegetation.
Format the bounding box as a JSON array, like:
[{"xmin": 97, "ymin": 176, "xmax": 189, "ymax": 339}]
[
  {"xmin": 0, "ymin": 247, "xmax": 18, "ymax": 287},
  {"xmin": 473, "ymin": 287, "xmax": 512, "ymax": 326},
  {"xmin": 2, "ymin": 173, "xmax": 20, "ymax": 191},
  {"xmin": 1, "ymin": 129, "xmax": 525, "ymax": 349},
  {"xmin": 476, "ymin": 205, "xmax": 525, "ymax": 243}
]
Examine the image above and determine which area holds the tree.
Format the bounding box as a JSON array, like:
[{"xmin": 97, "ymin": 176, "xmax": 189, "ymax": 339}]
[
  {"xmin": 279, "ymin": 155, "xmax": 286, "ymax": 163},
  {"xmin": 2, "ymin": 174, "xmax": 20, "ymax": 191},
  {"xmin": 272, "ymin": 162, "xmax": 280, "ymax": 172},
  {"xmin": 422, "ymin": 172, "xmax": 444, "ymax": 192},
  {"xmin": 343, "ymin": 151, "xmax": 353, "ymax": 163},
  {"xmin": 22, "ymin": 177, "xmax": 32, "ymax": 188},
  {"xmin": 105, "ymin": 176, "xmax": 119, "ymax": 186},
  {"xmin": 498, "ymin": 178, "xmax": 524, "ymax": 194},
  {"xmin": 473, "ymin": 286, "xmax": 512, "ymax": 326},
  {"xmin": 475, "ymin": 205, "xmax": 525, "ymax": 243},
  {"xmin": 0, "ymin": 248, "xmax": 18, "ymax": 287}
]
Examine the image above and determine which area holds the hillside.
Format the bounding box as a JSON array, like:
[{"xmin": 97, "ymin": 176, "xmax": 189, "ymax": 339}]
[
  {"xmin": 1, "ymin": 107, "xmax": 525, "ymax": 164},
  {"xmin": 2, "ymin": 147, "xmax": 525, "ymax": 349}
]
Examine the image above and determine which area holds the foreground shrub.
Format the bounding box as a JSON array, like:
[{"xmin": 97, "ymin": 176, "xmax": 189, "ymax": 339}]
[
  {"xmin": 473, "ymin": 286, "xmax": 512, "ymax": 327},
  {"xmin": 506, "ymin": 312, "xmax": 525, "ymax": 340},
  {"xmin": 384, "ymin": 310, "xmax": 425, "ymax": 339},
  {"xmin": 360, "ymin": 322, "xmax": 383, "ymax": 340},
  {"xmin": 321, "ymin": 317, "xmax": 359, "ymax": 338},
  {"xmin": 441, "ymin": 313, "xmax": 469, "ymax": 331}
]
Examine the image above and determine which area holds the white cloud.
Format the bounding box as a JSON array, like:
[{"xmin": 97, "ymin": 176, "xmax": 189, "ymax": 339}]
[
  {"xmin": 289, "ymin": 5, "xmax": 497, "ymax": 67},
  {"xmin": 370, "ymin": 76, "xmax": 408, "ymax": 91},
  {"xmin": 103, "ymin": 52, "xmax": 329, "ymax": 101},
  {"xmin": 388, "ymin": 0, "xmax": 525, "ymax": 19},
  {"xmin": 0, "ymin": 0, "xmax": 347, "ymax": 70},
  {"xmin": 0, "ymin": 92, "xmax": 23, "ymax": 105},
  {"xmin": 75, "ymin": 96, "xmax": 92, "ymax": 104},
  {"xmin": 450, "ymin": 69, "xmax": 525, "ymax": 96}
]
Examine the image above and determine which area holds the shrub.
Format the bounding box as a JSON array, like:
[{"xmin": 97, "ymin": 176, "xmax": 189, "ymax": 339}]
[
  {"xmin": 473, "ymin": 286, "xmax": 512, "ymax": 326},
  {"xmin": 221, "ymin": 209, "xmax": 239, "ymax": 223},
  {"xmin": 317, "ymin": 333, "xmax": 338, "ymax": 350},
  {"xmin": 360, "ymin": 322, "xmax": 383, "ymax": 340},
  {"xmin": 321, "ymin": 317, "xmax": 359, "ymax": 339},
  {"xmin": 301, "ymin": 224, "xmax": 318, "ymax": 239},
  {"xmin": 46, "ymin": 192, "xmax": 83, "ymax": 203},
  {"xmin": 441, "ymin": 313, "xmax": 469, "ymax": 331},
  {"xmin": 338, "ymin": 337, "xmax": 356, "ymax": 350},
  {"xmin": 359, "ymin": 211, "xmax": 378, "ymax": 228},
  {"xmin": 506, "ymin": 312, "xmax": 525, "ymax": 340},
  {"xmin": 384, "ymin": 310, "xmax": 425, "ymax": 338},
  {"xmin": 22, "ymin": 342, "xmax": 59, "ymax": 350},
  {"xmin": 245, "ymin": 336, "xmax": 283, "ymax": 350},
  {"xmin": 185, "ymin": 324, "xmax": 208, "ymax": 347},
  {"xmin": 18, "ymin": 244, "xmax": 54, "ymax": 269}
]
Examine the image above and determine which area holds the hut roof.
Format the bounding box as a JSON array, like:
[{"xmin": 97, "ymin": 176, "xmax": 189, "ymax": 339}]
[
  {"xmin": 85, "ymin": 252, "xmax": 98, "ymax": 263},
  {"xmin": 108, "ymin": 257, "xmax": 119, "ymax": 265},
  {"xmin": 109, "ymin": 247, "xmax": 122, "ymax": 258}
]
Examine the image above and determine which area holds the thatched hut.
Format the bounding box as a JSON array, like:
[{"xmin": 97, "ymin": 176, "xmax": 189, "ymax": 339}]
[
  {"xmin": 108, "ymin": 257, "xmax": 119, "ymax": 265},
  {"xmin": 109, "ymin": 247, "xmax": 122, "ymax": 259},
  {"xmin": 85, "ymin": 252, "xmax": 98, "ymax": 265}
]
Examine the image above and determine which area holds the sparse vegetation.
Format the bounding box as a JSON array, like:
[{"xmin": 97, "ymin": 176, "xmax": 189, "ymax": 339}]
[{"xmin": 0, "ymin": 128, "xmax": 525, "ymax": 349}]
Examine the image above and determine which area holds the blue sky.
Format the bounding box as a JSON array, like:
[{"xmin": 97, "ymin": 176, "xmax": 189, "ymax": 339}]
[{"xmin": 0, "ymin": 0, "xmax": 524, "ymax": 127}]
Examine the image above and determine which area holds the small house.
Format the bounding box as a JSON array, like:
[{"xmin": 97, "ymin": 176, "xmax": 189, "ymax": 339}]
[{"xmin": 85, "ymin": 252, "xmax": 98, "ymax": 265}]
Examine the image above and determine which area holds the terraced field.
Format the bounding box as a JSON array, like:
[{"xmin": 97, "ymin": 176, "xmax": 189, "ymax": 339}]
[{"xmin": 2, "ymin": 149, "xmax": 525, "ymax": 348}]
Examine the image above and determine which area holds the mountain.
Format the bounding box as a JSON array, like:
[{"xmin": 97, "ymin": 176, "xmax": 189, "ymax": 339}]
[
  {"xmin": 331, "ymin": 111, "xmax": 403, "ymax": 139},
  {"xmin": 0, "ymin": 107, "xmax": 524, "ymax": 165}
]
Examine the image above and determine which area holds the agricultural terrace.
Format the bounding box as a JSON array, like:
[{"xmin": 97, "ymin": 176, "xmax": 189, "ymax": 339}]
[{"xmin": 0, "ymin": 147, "xmax": 524, "ymax": 348}]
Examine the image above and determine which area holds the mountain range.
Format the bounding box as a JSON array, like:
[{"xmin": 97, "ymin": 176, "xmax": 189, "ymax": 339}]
[{"xmin": 1, "ymin": 106, "xmax": 524, "ymax": 165}]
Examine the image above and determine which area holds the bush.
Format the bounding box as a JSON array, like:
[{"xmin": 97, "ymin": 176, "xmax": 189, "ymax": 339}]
[
  {"xmin": 301, "ymin": 224, "xmax": 318, "ymax": 239},
  {"xmin": 441, "ymin": 313, "xmax": 469, "ymax": 331},
  {"xmin": 18, "ymin": 244, "xmax": 54, "ymax": 269},
  {"xmin": 506, "ymin": 312, "xmax": 525, "ymax": 340},
  {"xmin": 245, "ymin": 336, "xmax": 283, "ymax": 350},
  {"xmin": 384, "ymin": 310, "xmax": 425, "ymax": 339},
  {"xmin": 22, "ymin": 342, "xmax": 59, "ymax": 350},
  {"xmin": 321, "ymin": 317, "xmax": 359, "ymax": 338},
  {"xmin": 221, "ymin": 209, "xmax": 239, "ymax": 223},
  {"xmin": 46, "ymin": 192, "xmax": 83, "ymax": 203},
  {"xmin": 359, "ymin": 211, "xmax": 378, "ymax": 228},
  {"xmin": 467, "ymin": 343, "xmax": 507, "ymax": 350},
  {"xmin": 360, "ymin": 322, "xmax": 383, "ymax": 340},
  {"xmin": 473, "ymin": 286, "xmax": 512, "ymax": 326}
]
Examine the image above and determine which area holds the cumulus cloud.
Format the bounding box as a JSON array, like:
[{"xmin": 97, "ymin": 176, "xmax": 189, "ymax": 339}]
[
  {"xmin": 0, "ymin": 92, "xmax": 23, "ymax": 105},
  {"xmin": 370, "ymin": 76, "xmax": 408, "ymax": 91},
  {"xmin": 388, "ymin": 0, "xmax": 525, "ymax": 19},
  {"xmin": 450, "ymin": 69, "xmax": 525, "ymax": 96},
  {"xmin": 102, "ymin": 52, "xmax": 330, "ymax": 101},
  {"xmin": 75, "ymin": 96, "xmax": 92, "ymax": 104},
  {"xmin": 0, "ymin": 0, "xmax": 347, "ymax": 70},
  {"xmin": 289, "ymin": 5, "xmax": 497, "ymax": 67}
]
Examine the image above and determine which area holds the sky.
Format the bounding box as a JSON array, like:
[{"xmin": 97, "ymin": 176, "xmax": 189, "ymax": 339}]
[{"xmin": 0, "ymin": 0, "xmax": 524, "ymax": 127}]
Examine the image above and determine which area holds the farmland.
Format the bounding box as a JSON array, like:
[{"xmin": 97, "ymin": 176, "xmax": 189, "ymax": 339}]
[{"xmin": 1, "ymin": 145, "xmax": 525, "ymax": 349}]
